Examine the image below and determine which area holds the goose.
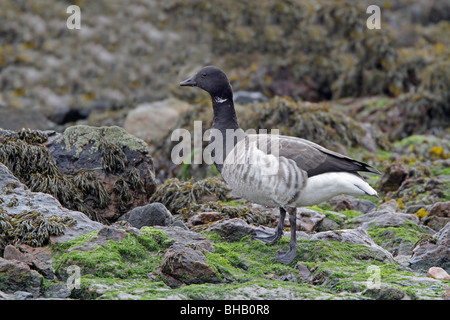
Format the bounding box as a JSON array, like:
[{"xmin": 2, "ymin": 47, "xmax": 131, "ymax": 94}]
[{"xmin": 180, "ymin": 66, "xmax": 380, "ymax": 264}]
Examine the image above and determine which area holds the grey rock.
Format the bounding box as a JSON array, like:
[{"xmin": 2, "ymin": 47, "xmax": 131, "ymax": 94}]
[
  {"xmin": 379, "ymin": 163, "xmax": 408, "ymax": 192},
  {"xmin": 357, "ymin": 199, "xmax": 419, "ymax": 229},
  {"xmin": 4, "ymin": 245, "xmax": 54, "ymax": 280},
  {"xmin": 42, "ymin": 282, "xmax": 72, "ymax": 299},
  {"xmin": 160, "ymin": 243, "xmax": 221, "ymax": 287},
  {"xmin": 296, "ymin": 208, "xmax": 325, "ymax": 232},
  {"xmin": 233, "ymin": 91, "xmax": 268, "ymax": 105},
  {"xmin": 329, "ymin": 195, "xmax": 377, "ymax": 214},
  {"xmin": 360, "ymin": 212, "xmax": 419, "ymax": 230},
  {"xmin": 207, "ymin": 218, "xmax": 255, "ymax": 242},
  {"xmin": 0, "ymin": 257, "xmax": 43, "ymax": 297},
  {"xmin": 410, "ymin": 222, "xmax": 450, "ymax": 273},
  {"xmin": 123, "ymin": 98, "xmax": 190, "ymax": 142},
  {"xmin": 156, "ymin": 225, "xmax": 215, "ymax": 253},
  {"xmin": 68, "ymin": 226, "xmax": 128, "ymax": 253},
  {"xmin": 0, "ymin": 163, "xmax": 103, "ymax": 243},
  {"xmin": 296, "ymin": 263, "xmax": 313, "ymax": 282},
  {"xmin": 310, "ymin": 228, "xmax": 394, "ymax": 262},
  {"xmin": 119, "ymin": 203, "xmax": 174, "ymax": 228},
  {"xmin": 46, "ymin": 125, "xmax": 157, "ymax": 221},
  {"xmin": 363, "ymin": 286, "xmax": 409, "ymax": 300},
  {"xmin": 13, "ymin": 291, "xmax": 34, "ymax": 300}
]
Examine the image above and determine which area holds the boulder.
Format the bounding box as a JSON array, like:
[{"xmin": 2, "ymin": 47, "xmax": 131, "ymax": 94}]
[
  {"xmin": 410, "ymin": 223, "xmax": 450, "ymax": 273},
  {"xmin": 357, "ymin": 199, "xmax": 419, "ymax": 229},
  {"xmin": 186, "ymin": 212, "xmax": 222, "ymax": 227},
  {"xmin": 207, "ymin": 218, "xmax": 255, "ymax": 242},
  {"xmin": 160, "ymin": 243, "xmax": 221, "ymax": 287},
  {"xmin": 329, "ymin": 195, "xmax": 377, "ymax": 214},
  {"xmin": 296, "ymin": 208, "xmax": 325, "ymax": 232},
  {"xmin": 310, "ymin": 228, "xmax": 394, "ymax": 262},
  {"xmin": 427, "ymin": 267, "xmax": 450, "ymax": 280},
  {"xmin": 118, "ymin": 203, "xmax": 173, "ymax": 228},
  {"xmin": 0, "ymin": 163, "xmax": 103, "ymax": 246},
  {"xmin": 46, "ymin": 125, "xmax": 157, "ymax": 221},
  {"xmin": 3, "ymin": 245, "xmax": 54, "ymax": 280},
  {"xmin": 156, "ymin": 225, "xmax": 215, "ymax": 253},
  {"xmin": 0, "ymin": 257, "xmax": 43, "ymax": 297},
  {"xmin": 379, "ymin": 163, "xmax": 408, "ymax": 192},
  {"xmin": 123, "ymin": 98, "xmax": 189, "ymax": 142}
]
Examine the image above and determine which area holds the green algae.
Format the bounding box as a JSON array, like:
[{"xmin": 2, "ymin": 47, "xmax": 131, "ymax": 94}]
[
  {"xmin": 56, "ymin": 125, "xmax": 148, "ymax": 158},
  {"xmin": 52, "ymin": 227, "xmax": 448, "ymax": 300},
  {"xmin": 52, "ymin": 227, "xmax": 172, "ymax": 280}
]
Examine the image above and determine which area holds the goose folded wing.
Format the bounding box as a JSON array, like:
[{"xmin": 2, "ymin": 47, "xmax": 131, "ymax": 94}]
[{"xmin": 273, "ymin": 135, "xmax": 380, "ymax": 178}]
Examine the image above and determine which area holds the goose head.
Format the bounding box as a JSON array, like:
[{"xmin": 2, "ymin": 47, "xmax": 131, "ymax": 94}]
[{"xmin": 180, "ymin": 66, "xmax": 232, "ymax": 99}]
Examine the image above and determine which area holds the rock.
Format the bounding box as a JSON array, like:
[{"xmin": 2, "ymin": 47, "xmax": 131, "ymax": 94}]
[
  {"xmin": 0, "ymin": 163, "xmax": 103, "ymax": 245},
  {"xmin": 46, "ymin": 125, "xmax": 157, "ymax": 221},
  {"xmin": 410, "ymin": 223, "xmax": 450, "ymax": 273},
  {"xmin": 42, "ymin": 282, "xmax": 72, "ymax": 299},
  {"xmin": 4, "ymin": 245, "xmax": 54, "ymax": 280},
  {"xmin": 118, "ymin": 203, "xmax": 174, "ymax": 228},
  {"xmin": 13, "ymin": 291, "xmax": 34, "ymax": 300},
  {"xmin": 123, "ymin": 98, "xmax": 190, "ymax": 142},
  {"xmin": 0, "ymin": 257, "xmax": 43, "ymax": 297},
  {"xmin": 357, "ymin": 199, "xmax": 419, "ymax": 229},
  {"xmin": 207, "ymin": 218, "xmax": 255, "ymax": 242},
  {"xmin": 329, "ymin": 195, "xmax": 377, "ymax": 214},
  {"xmin": 186, "ymin": 212, "xmax": 222, "ymax": 227},
  {"xmin": 428, "ymin": 202, "xmax": 450, "ymax": 217},
  {"xmin": 296, "ymin": 208, "xmax": 325, "ymax": 232},
  {"xmin": 233, "ymin": 91, "xmax": 268, "ymax": 105},
  {"xmin": 0, "ymin": 108, "xmax": 56, "ymax": 131},
  {"xmin": 68, "ymin": 226, "xmax": 129, "ymax": 253},
  {"xmin": 156, "ymin": 226, "xmax": 215, "ymax": 253},
  {"xmin": 363, "ymin": 286, "xmax": 409, "ymax": 300},
  {"xmin": 427, "ymin": 267, "xmax": 450, "ymax": 280},
  {"xmin": 422, "ymin": 216, "xmax": 450, "ymax": 232},
  {"xmin": 295, "ymin": 263, "xmax": 313, "ymax": 282},
  {"xmin": 379, "ymin": 163, "xmax": 409, "ymax": 192},
  {"xmin": 160, "ymin": 243, "xmax": 221, "ymax": 287},
  {"xmin": 310, "ymin": 228, "xmax": 394, "ymax": 262},
  {"xmin": 360, "ymin": 212, "xmax": 419, "ymax": 230}
]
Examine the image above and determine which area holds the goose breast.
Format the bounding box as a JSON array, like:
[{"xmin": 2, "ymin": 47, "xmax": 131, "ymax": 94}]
[{"xmin": 221, "ymin": 134, "xmax": 307, "ymax": 207}]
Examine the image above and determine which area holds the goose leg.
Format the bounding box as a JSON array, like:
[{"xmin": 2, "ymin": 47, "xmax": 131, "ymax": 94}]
[
  {"xmin": 274, "ymin": 207, "xmax": 297, "ymax": 264},
  {"xmin": 252, "ymin": 207, "xmax": 286, "ymax": 244}
]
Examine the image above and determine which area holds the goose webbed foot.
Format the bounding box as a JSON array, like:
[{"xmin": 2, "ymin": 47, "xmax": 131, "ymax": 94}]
[
  {"xmin": 273, "ymin": 243, "xmax": 297, "ymax": 264},
  {"xmin": 252, "ymin": 228, "xmax": 283, "ymax": 245},
  {"xmin": 252, "ymin": 206, "xmax": 286, "ymax": 245}
]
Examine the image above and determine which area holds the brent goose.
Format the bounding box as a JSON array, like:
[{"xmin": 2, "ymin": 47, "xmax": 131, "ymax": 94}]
[{"xmin": 180, "ymin": 66, "xmax": 380, "ymax": 264}]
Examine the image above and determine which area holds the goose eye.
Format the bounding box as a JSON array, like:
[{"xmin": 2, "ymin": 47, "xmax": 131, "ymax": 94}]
[{"xmin": 201, "ymin": 73, "xmax": 207, "ymax": 78}]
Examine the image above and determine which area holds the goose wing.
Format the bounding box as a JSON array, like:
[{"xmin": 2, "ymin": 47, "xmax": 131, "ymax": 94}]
[{"xmin": 266, "ymin": 135, "xmax": 380, "ymax": 177}]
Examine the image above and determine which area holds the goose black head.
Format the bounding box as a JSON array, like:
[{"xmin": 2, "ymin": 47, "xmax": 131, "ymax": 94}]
[{"xmin": 180, "ymin": 66, "xmax": 232, "ymax": 99}]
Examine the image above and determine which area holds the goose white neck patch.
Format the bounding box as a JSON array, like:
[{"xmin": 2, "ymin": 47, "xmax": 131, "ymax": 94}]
[{"xmin": 214, "ymin": 96, "xmax": 228, "ymax": 104}]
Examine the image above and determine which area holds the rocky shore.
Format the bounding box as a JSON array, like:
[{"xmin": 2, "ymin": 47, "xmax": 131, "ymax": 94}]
[{"xmin": 1, "ymin": 0, "xmax": 449, "ymax": 300}]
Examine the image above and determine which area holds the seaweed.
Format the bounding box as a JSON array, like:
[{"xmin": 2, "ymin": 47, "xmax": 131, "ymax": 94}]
[
  {"xmin": 149, "ymin": 177, "xmax": 274, "ymax": 227},
  {"xmin": 113, "ymin": 178, "xmax": 133, "ymax": 213},
  {"xmin": 149, "ymin": 177, "xmax": 230, "ymax": 215},
  {"xmin": 0, "ymin": 129, "xmax": 105, "ymax": 222},
  {"xmin": 101, "ymin": 138, "xmax": 128, "ymax": 174},
  {"xmin": 0, "ymin": 209, "xmax": 76, "ymax": 251}
]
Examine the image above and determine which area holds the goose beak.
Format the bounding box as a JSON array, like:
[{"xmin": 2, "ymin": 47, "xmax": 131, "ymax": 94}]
[{"xmin": 180, "ymin": 75, "xmax": 197, "ymax": 87}]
